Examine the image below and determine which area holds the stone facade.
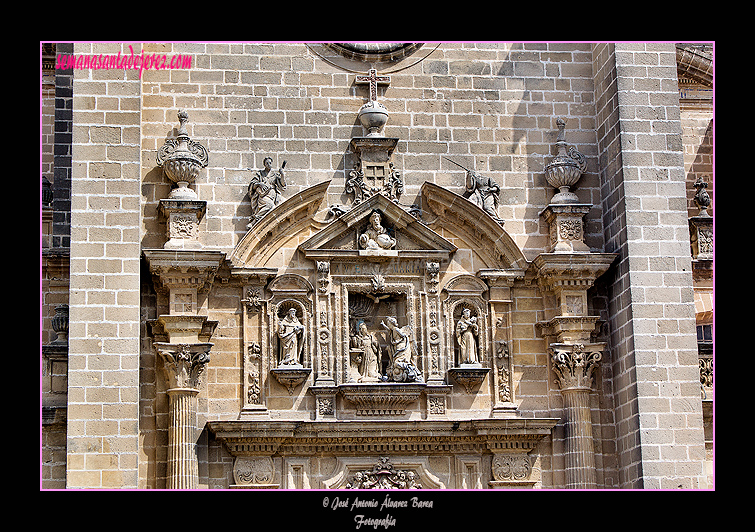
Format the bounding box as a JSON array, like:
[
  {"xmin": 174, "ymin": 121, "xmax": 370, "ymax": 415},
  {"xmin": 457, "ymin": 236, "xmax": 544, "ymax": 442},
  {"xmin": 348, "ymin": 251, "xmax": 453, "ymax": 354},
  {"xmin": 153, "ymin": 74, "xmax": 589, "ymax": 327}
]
[{"xmin": 41, "ymin": 42, "xmax": 714, "ymax": 490}]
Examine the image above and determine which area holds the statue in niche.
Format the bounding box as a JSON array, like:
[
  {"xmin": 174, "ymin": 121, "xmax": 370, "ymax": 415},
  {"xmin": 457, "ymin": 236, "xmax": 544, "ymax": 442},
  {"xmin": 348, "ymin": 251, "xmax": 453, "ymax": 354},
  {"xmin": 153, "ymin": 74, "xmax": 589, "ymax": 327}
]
[
  {"xmin": 350, "ymin": 320, "xmax": 381, "ymax": 382},
  {"xmin": 248, "ymin": 156, "xmax": 287, "ymax": 228},
  {"xmin": 381, "ymin": 317, "xmax": 423, "ymax": 383},
  {"xmin": 359, "ymin": 211, "xmax": 396, "ymax": 250},
  {"xmin": 277, "ymin": 307, "xmax": 304, "ymax": 366},
  {"xmin": 455, "ymin": 307, "xmax": 480, "ymax": 365},
  {"xmin": 445, "ymin": 157, "xmax": 503, "ymax": 224}
]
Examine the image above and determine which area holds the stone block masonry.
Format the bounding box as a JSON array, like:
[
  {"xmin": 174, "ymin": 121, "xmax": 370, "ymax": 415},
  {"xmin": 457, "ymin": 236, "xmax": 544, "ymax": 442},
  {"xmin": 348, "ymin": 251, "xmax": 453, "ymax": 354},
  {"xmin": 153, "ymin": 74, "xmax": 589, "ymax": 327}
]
[
  {"xmin": 593, "ymin": 43, "xmax": 706, "ymax": 489},
  {"xmin": 66, "ymin": 43, "xmax": 142, "ymax": 489}
]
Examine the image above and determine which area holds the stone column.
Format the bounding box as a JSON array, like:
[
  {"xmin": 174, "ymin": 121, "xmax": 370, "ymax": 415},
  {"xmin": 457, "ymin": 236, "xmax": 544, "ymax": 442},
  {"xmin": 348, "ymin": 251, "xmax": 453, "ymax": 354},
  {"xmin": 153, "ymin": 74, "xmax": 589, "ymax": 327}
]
[
  {"xmin": 154, "ymin": 343, "xmax": 212, "ymax": 489},
  {"xmin": 549, "ymin": 343, "xmax": 603, "ymax": 489}
]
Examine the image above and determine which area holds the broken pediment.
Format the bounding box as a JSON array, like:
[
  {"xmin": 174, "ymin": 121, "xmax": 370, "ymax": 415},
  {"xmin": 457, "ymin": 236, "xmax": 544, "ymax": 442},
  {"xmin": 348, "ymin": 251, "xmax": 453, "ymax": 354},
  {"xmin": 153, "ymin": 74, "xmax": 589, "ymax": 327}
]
[
  {"xmin": 420, "ymin": 181, "xmax": 528, "ymax": 271},
  {"xmin": 230, "ymin": 180, "xmax": 331, "ymax": 268},
  {"xmin": 299, "ymin": 192, "xmax": 457, "ymax": 263}
]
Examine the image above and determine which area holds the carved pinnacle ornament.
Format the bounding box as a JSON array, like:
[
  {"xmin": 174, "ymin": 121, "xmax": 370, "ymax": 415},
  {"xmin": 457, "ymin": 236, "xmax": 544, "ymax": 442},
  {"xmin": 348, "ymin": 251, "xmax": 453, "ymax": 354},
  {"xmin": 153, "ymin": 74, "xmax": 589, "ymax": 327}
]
[
  {"xmin": 544, "ymin": 118, "xmax": 587, "ymax": 204},
  {"xmin": 156, "ymin": 110, "xmax": 209, "ymax": 200}
]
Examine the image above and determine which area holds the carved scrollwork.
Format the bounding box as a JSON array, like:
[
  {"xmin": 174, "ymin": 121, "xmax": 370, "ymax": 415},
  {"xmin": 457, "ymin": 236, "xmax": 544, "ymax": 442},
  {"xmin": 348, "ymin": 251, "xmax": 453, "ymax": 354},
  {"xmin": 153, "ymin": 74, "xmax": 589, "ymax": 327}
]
[
  {"xmin": 549, "ymin": 343, "xmax": 602, "ymax": 391},
  {"xmin": 346, "ymin": 457, "xmax": 422, "ymax": 489},
  {"xmin": 234, "ymin": 456, "xmax": 274, "ymax": 486},
  {"xmin": 491, "ymin": 454, "xmax": 532, "ymax": 482},
  {"xmin": 155, "ymin": 343, "xmax": 211, "ymax": 390}
]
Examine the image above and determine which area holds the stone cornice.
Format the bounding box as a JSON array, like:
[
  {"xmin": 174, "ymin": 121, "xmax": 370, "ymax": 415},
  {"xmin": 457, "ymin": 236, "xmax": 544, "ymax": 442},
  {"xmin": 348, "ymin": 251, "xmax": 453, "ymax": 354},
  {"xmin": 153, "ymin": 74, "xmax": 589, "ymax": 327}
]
[
  {"xmin": 530, "ymin": 252, "xmax": 617, "ymax": 294},
  {"xmin": 207, "ymin": 418, "xmax": 559, "ymax": 456}
]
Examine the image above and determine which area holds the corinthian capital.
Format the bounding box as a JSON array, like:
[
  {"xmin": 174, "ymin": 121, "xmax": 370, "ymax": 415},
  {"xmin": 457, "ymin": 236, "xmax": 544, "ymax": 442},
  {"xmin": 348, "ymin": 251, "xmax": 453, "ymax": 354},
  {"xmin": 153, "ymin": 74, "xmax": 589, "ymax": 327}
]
[
  {"xmin": 549, "ymin": 343, "xmax": 603, "ymax": 391},
  {"xmin": 155, "ymin": 342, "xmax": 212, "ymax": 391}
]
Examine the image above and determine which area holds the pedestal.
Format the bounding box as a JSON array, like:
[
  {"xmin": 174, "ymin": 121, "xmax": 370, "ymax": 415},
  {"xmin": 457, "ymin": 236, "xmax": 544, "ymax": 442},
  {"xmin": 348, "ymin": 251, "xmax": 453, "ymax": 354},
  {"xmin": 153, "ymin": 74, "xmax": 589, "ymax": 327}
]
[
  {"xmin": 540, "ymin": 203, "xmax": 591, "ymax": 253},
  {"xmin": 159, "ymin": 199, "xmax": 207, "ymax": 250}
]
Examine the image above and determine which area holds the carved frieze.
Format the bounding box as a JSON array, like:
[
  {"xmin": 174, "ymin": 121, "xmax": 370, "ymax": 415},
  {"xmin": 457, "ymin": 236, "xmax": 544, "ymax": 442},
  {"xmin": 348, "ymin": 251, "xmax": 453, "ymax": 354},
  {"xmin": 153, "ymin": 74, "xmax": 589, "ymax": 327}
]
[{"xmin": 340, "ymin": 383, "xmax": 425, "ymax": 415}]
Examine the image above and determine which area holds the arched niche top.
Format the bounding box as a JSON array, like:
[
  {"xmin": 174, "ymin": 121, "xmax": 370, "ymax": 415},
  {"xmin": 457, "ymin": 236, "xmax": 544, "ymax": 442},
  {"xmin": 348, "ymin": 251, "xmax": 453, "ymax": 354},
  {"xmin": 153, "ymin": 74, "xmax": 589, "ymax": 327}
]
[
  {"xmin": 268, "ymin": 273, "xmax": 314, "ymax": 297},
  {"xmin": 229, "ymin": 180, "xmax": 331, "ymax": 268},
  {"xmin": 420, "ymin": 182, "xmax": 528, "ymax": 271},
  {"xmin": 441, "ymin": 273, "xmax": 489, "ymax": 298}
]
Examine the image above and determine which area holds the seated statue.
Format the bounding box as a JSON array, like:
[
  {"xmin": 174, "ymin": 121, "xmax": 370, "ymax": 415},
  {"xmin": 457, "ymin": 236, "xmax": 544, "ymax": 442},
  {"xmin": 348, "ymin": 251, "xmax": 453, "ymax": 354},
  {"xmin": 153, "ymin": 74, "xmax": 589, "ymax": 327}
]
[{"xmin": 359, "ymin": 211, "xmax": 396, "ymax": 250}]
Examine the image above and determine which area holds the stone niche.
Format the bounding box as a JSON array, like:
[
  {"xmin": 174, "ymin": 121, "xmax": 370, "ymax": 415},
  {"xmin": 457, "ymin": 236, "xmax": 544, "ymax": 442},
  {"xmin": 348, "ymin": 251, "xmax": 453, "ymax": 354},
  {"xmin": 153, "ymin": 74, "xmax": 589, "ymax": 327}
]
[{"xmin": 297, "ymin": 192, "xmax": 458, "ymax": 420}]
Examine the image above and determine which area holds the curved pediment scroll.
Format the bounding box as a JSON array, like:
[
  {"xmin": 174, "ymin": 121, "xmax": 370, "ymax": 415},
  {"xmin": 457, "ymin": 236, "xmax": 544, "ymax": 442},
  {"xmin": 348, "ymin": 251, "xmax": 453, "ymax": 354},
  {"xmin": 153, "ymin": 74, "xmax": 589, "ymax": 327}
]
[
  {"xmin": 229, "ymin": 180, "xmax": 331, "ymax": 268},
  {"xmin": 420, "ymin": 182, "xmax": 528, "ymax": 271}
]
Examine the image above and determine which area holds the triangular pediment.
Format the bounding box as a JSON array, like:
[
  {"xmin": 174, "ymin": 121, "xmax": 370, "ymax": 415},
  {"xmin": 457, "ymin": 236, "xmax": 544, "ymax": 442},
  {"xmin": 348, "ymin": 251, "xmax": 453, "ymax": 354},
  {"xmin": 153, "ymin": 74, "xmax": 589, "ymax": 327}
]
[{"xmin": 299, "ymin": 193, "xmax": 456, "ymax": 262}]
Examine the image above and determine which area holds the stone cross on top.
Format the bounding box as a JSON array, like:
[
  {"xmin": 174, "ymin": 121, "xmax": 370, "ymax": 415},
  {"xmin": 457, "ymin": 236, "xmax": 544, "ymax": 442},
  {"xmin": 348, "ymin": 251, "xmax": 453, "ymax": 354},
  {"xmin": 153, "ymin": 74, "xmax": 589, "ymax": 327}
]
[{"xmin": 356, "ymin": 68, "xmax": 390, "ymax": 102}]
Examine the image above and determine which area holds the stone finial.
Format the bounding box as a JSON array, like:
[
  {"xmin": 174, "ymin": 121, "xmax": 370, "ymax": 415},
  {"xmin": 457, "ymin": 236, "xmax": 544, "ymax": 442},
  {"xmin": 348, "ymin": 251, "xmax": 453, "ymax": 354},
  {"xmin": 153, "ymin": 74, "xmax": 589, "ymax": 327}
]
[
  {"xmin": 156, "ymin": 110, "xmax": 209, "ymax": 200},
  {"xmin": 544, "ymin": 118, "xmax": 587, "ymax": 204},
  {"xmin": 51, "ymin": 304, "xmax": 69, "ymax": 344}
]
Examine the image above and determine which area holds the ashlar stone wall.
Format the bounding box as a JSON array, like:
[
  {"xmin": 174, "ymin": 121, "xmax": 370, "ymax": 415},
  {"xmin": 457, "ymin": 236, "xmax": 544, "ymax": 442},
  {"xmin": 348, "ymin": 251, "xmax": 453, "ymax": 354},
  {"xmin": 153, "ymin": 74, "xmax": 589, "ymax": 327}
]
[{"xmin": 62, "ymin": 42, "xmax": 707, "ymax": 489}]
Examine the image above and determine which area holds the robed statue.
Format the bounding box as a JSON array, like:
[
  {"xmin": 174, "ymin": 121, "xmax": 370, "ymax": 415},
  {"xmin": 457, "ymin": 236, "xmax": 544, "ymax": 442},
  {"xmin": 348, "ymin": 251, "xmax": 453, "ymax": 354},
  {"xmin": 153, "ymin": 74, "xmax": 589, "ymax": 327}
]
[
  {"xmin": 277, "ymin": 307, "xmax": 304, "ymax": 366},
  {"xmin": 359, "ymin": 211, "xmax": 396, "ymax": 250},
  {"xmin": 248, "ymin": 156, "xmax": 286, "ymax": 227},
  {"xmin": 455, "ymin": 307, "xmax": 480, "ymax": 364},
  {"xmin": 381, "ymin": 317, "xmax": 423, "ymax": 383},
  {"xmin": 350, "ymin": 320, "xmax": 381, "ymax": 382}
]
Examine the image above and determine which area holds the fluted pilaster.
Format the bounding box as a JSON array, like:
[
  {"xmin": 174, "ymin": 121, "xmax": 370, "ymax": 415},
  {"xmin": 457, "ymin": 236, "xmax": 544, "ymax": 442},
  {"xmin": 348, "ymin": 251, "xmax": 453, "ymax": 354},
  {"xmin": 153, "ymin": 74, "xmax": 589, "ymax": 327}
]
[{"xmin": 561, "ymin": 387, "xmax": 597, "ymax": 489}]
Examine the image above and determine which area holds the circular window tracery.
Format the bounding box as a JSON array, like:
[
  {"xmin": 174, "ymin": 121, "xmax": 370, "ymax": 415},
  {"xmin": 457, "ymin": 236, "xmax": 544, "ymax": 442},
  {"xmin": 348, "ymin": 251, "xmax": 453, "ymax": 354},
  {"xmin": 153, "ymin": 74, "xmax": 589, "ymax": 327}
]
[{"xmin": 326, "ymin": 43, "xmax": 423, "ymax": 62}]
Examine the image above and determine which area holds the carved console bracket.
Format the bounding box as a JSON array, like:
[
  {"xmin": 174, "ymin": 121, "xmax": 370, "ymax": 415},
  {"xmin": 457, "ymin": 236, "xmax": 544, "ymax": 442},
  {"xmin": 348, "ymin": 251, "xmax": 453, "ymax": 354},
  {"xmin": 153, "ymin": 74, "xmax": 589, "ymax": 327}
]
[
  {"xmin": 448, "ymin": 365, "xmax": 490, "ymax": 394},
  {"xmin": 339, "ymin": 383, "xmax": 426, "ymax": 415},
  {"xmin": 271, "ymin": 366, "xmax": 312, "ymax": 395}
]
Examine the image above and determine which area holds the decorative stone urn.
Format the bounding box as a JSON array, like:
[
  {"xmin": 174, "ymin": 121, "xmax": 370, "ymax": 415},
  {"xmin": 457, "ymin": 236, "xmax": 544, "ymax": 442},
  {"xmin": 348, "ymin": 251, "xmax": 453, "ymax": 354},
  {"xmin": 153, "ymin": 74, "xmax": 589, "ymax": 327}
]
[
  {"xmin": 544, "ymin": 118, "xmax": 586, "ymax": 204},
  {"xmin": 358, "ymin": 101, "xmax": 389, "ymax": 137},
  {"xmin": 51, "ymin": 304, "xmax": 69, "ymax": 344},
  {"xmin": 156, "ymin": 110, "xmax": 209, "ymax": 200}
]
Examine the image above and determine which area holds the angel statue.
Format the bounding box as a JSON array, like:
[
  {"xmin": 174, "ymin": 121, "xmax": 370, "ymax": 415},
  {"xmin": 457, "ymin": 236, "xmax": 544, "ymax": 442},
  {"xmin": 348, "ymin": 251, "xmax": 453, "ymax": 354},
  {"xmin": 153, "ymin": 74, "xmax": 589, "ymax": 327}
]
[{"xmin": 381, "ymin": 317, "xmax": 423, "ymax": 383}]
